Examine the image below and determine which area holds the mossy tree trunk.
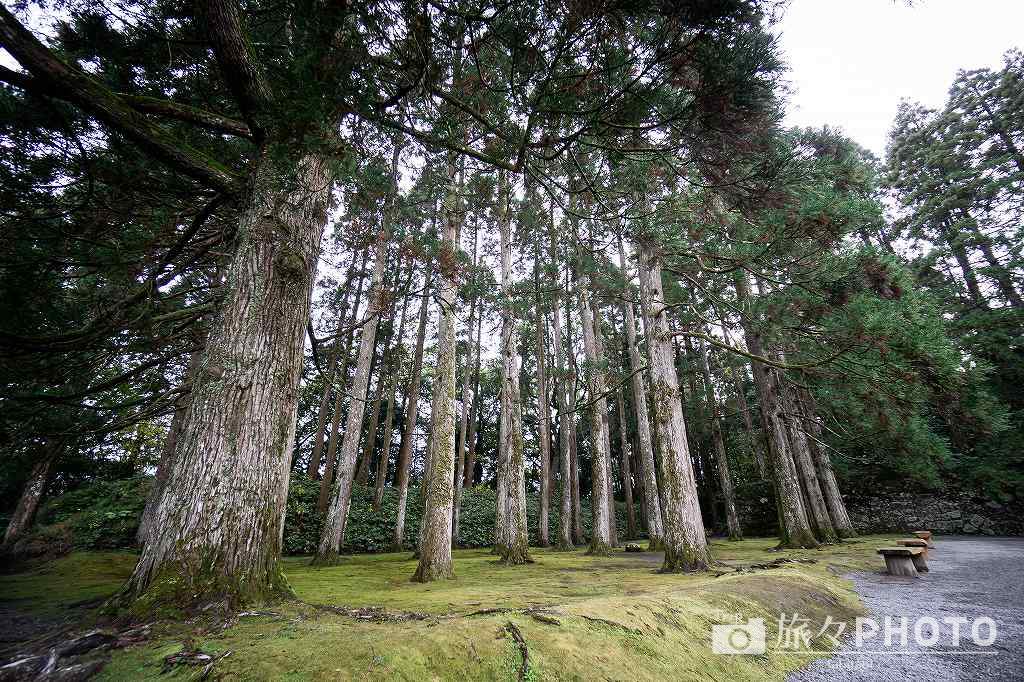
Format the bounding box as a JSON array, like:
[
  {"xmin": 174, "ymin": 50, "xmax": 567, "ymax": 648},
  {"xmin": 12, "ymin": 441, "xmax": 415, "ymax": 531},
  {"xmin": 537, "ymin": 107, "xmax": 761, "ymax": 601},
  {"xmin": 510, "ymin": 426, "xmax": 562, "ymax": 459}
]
[
  {"xmin": 124, "ymin": 149, "xmax": 333, "ymax": 607},
  {"xmin": 393, "ymin": 275, "xmax": 432, "ymax": 549},
  {"xmin": 695, "ymin": 337, "xmax": 742, "ymax": 541},
  {"xmin": 138, "ymin": 346, "xmax": 202, "ymax": 546},
  {"xmin": 494, "ymin": 172, "xmax": 531, "ymax": 564},
  {"xmin": 577, "ymin": 263, "xmax": 614, "ymax": 556},
  {"xmin": 732, "ymin": 271, "xmax": 817, "ymax": 549},
  {"xmin": 412, "ymin": 160, "xmax": 461, "ymax": 582},
  {"xmin": 636, "ymin": 243, "xmax": 712, "ymax": 572},
  {"xmin": 617, "ymin": 240, "xmax": 666, "ymax": 550}
]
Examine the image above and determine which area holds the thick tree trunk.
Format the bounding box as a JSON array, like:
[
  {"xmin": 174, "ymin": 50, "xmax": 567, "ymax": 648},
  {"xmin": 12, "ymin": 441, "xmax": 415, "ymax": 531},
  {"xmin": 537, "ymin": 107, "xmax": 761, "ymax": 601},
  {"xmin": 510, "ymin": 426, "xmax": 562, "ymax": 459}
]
[
  {"xmin": 797, "ymin": 386, "xmax": 856, "ymax": 538},
  {"xmin": 314, "ymin": 233, "xmax": 390, "ymax": 563},
  {"xmin": 534, "ymin": 250, "xmax": 552, "ymax": 547},
  {"xmin": 2, "ymin": 442, "xmax": 59, "ymax": 550},
  {"xmin": 615, "ymin": 388, "xmax": 638, "ymax": 540},
  {"xmin": 137, "ymin": 346, "xmax": 203, "ymax": 546},
  {"xmin": 412, "ymin": 168, "xmax": 461, "ymax": 582},
  {"xmin": 393, "ymin": 275, "xmax": 432, "ymax": 549},
  {"xmin": 695, "ymin": 338, "xmax": 742, "ymax": 541},
  {"xmin": 494, "ymin": 174, "xmax": 531, "ymax": 564},
  {"xmin": 732, "ymin": 271, "xmax": 817, "ymax": 549},
  {"xmin": 577, "ymin": 264, "xmax": 614, "ymax": 556},
  {"xmin": 635, "ymin": 243, "xmax": 712, "ymax": 572},
  {"xmin": 617, "ymin": 240, "xmax": 665, "ymax": 550},
  {"xmin": 123, "ymin": 150, "xmax": 333, "ymax": 607}
]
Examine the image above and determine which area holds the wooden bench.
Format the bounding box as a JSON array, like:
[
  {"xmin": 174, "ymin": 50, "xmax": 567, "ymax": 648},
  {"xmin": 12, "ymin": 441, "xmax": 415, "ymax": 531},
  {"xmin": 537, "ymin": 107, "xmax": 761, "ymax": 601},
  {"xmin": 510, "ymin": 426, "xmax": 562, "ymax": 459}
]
[
  {"xmin": 896, "ymin": 538, "xmax": 929, "ymax": 559},
  {"xmin": 878, "ymin": 547, "xmax": 927, "ymax": 576},
  {"xmin": 913, "ymin": 530, "xmax": 935, "ymax": 548}
]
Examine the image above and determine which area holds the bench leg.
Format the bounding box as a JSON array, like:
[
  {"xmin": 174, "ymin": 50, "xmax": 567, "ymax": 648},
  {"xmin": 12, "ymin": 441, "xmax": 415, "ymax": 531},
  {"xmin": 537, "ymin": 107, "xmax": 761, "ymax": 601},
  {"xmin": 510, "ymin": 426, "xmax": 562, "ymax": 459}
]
[
  {"xmin": 911, "ymin": 553, "xmax": 929, "ymax": 572},
  {"xmin": 884, "ymin": 555, "xmax": 919, "ymax": 577}
]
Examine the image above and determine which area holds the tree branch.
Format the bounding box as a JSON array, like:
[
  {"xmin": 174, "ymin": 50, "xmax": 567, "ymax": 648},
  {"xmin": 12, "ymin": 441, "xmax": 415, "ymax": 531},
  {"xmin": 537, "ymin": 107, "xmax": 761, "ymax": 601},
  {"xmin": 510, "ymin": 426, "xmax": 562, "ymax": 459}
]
[{"xmin": 0, "ymin": 8, "xmax": 242, "ymax": 195}]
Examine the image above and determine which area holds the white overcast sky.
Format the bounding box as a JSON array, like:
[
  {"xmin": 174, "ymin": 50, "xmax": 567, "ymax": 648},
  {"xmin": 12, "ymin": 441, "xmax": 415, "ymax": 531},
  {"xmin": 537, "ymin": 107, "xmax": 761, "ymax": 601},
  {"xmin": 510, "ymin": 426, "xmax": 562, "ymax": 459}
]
[{"xmin": 776, "ymin": 0, "xmax": 1024, "ymax": 159}]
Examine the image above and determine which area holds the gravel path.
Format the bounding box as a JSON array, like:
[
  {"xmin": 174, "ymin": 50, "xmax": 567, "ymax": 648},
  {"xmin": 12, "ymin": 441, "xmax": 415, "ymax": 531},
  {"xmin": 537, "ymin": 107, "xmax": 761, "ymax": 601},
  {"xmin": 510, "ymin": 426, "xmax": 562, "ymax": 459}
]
[{"xmin": 791, "ymin": 536, "xmax": 1024, "ymax": 681}]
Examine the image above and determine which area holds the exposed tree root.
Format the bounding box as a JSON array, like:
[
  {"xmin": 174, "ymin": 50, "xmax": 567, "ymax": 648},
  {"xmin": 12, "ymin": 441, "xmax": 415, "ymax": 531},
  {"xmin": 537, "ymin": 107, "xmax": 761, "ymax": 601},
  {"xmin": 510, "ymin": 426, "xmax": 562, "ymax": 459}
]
[
  {"xmin": 504, "ymin": 621, "xmax": 529, "ymax": 682},
  {"xmin": 303, "ymin": 601, "xmax": 429, "ymax": 623}
]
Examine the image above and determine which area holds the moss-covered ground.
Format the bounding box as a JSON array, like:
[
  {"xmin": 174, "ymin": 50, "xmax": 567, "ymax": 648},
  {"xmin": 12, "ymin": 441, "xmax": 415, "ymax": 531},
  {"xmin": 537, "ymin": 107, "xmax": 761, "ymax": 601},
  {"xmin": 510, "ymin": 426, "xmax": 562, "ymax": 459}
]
[{"xmin": 0, "ymin": 535, "xmax": 902, "ymax": 680}]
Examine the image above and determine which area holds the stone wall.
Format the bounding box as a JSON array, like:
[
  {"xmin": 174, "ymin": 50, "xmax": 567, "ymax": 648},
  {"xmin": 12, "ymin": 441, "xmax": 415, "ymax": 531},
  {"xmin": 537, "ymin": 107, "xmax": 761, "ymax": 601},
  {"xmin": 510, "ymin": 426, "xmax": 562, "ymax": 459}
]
[{"xmin": 847, "ymin": 491, "xmax": 1023, "ymax": 537}]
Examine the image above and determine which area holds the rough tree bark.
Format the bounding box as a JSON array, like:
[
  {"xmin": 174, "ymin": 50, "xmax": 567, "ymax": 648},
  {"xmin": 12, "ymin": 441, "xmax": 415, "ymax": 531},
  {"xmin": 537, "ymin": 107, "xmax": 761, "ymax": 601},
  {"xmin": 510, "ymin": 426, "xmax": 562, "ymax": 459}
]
[
  {"xmin": 137, "ymin": 346, "xmax": 203, "ymax": 546},
  {"xmin": 412, "ymin": 161, "xmax": 462, "ymax": 582},
  {"xmin": 355, "ymin": 360, "xmax": 385, "ymax": 486},
  {"xmin": 577, "ymin": 261, "xmax": 614, "ymax": 556},
  {"xmin": 392, "ymin": 274, "xmax": 432, "ymax": 549},
  {"xmin": 732, "ymin": 270, "xmax": 817, "ymax": 549},
  {"xmin": 695, "ymin": 337, "xmax": 742, "ymax": 540},
  {"xmin": 636, "ymin": 242, "xmax": 712, "ymax": 572},
  {"xmin": 2, "ymin": 1, "xmax": 346, "ymax": 610},
  {"xmin": 617, "ymin": 240, "xmax": 665, "ymax": 550},
  {"xmin": 494, "ymin": 172, "xmax": 531, "ymax": 564},
  {"xmin": 125, "ymin": 149, "xmax": 334, "ymax": 605}
]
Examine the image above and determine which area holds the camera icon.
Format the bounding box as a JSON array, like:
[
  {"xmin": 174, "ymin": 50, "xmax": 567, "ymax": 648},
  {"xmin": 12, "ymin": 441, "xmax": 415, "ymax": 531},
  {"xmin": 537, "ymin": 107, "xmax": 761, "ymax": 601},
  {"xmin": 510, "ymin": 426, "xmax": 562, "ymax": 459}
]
[{"xmin": 711, "ymin": 619, "xmax": 766, "ymax": 655}]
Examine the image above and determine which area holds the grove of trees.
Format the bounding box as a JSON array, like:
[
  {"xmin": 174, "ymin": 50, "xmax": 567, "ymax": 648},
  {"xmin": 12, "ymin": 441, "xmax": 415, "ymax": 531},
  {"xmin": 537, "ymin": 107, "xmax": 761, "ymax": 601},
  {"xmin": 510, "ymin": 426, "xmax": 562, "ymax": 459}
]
[{"xmin": 1, "ymin": 0, "xmax": 1020, "ymax": 615}]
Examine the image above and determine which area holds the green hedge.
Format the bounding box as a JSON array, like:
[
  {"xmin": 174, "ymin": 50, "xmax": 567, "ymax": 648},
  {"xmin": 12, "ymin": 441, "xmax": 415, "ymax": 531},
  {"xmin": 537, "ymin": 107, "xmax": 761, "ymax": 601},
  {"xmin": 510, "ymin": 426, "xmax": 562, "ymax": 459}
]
[{"xmin": 12, "ymin": 474, "xmax": 642, "ymax": 558}]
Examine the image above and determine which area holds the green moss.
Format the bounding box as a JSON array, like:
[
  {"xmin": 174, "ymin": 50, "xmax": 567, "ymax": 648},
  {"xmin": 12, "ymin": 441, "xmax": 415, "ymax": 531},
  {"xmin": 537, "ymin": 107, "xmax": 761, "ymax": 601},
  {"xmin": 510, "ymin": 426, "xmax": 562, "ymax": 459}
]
[
  {"xmin": 0, "ymin": 551, "xmax": 136, "ymax": 616},
  {"xmin": 3, "ymin": 537, "xmax": 906, "ymax": 681}
]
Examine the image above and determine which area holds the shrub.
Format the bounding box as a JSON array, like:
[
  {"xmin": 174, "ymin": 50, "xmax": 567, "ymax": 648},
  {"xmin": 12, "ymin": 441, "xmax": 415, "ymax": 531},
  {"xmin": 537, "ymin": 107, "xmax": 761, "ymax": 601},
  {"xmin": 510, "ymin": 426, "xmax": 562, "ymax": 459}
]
[{"xmin": 15, "ymin": 474, "xmax": 643, "ymax": 559}]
